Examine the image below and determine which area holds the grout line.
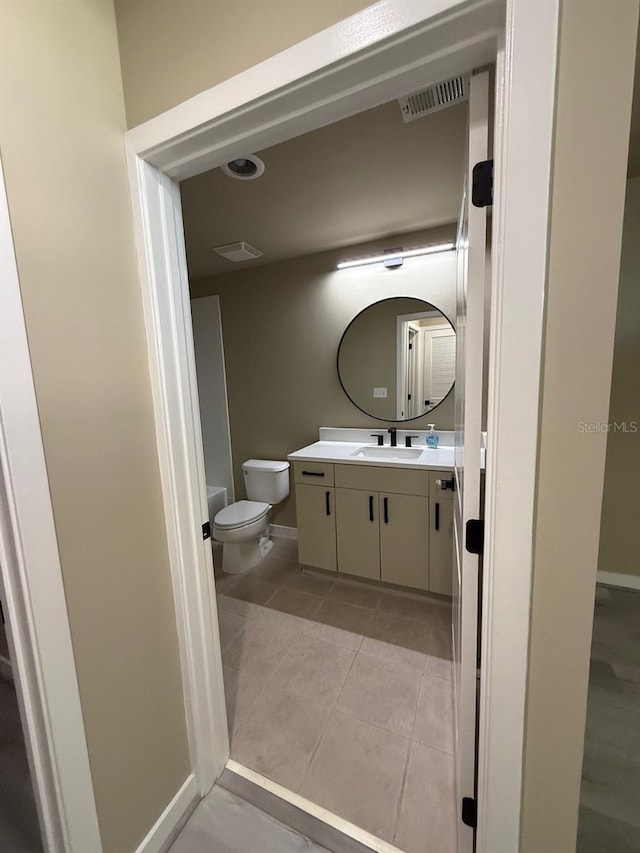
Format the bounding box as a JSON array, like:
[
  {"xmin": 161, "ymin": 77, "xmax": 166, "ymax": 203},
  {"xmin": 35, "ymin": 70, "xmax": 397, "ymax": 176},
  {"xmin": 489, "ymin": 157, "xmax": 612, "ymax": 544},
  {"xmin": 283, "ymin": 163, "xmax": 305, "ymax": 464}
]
[
  {"xmin": 297, "ymin": 634, "xmax": 362, "ymax": 793},
  {"xmin": 391, "ymin": 731, "xmax": 413, "ymax": 845}
]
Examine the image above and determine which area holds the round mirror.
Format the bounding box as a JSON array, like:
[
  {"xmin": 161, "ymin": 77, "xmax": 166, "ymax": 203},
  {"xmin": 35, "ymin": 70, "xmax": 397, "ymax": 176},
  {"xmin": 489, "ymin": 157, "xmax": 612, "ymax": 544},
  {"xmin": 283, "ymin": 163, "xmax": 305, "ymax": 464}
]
[{"xmin": 337, "ymin": 297, "xmax": 455, "ymax": 421}]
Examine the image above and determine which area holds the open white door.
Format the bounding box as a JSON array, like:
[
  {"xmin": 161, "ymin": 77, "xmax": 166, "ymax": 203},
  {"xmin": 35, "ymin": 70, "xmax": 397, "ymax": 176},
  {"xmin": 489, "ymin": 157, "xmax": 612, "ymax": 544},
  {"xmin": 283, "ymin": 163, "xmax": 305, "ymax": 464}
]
[{"xmin": 453, "ymin": 70, "xmax": 489, "ymax": 852}]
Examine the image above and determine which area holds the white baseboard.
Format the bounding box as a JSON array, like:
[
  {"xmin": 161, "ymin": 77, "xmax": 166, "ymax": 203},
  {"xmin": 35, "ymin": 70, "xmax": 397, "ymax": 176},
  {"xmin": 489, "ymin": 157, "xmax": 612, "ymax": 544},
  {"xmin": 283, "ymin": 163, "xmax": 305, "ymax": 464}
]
[
  {"xmin": 597, "ymin": 571, "xmax": 640, "ymax": 591},
  {"xmin": 270, "ymin": 524, "xmax": 298, "ymax": 541},
  {"xmin": 134, "ymin": 773, "xmax": 199, "ymax": 853}
]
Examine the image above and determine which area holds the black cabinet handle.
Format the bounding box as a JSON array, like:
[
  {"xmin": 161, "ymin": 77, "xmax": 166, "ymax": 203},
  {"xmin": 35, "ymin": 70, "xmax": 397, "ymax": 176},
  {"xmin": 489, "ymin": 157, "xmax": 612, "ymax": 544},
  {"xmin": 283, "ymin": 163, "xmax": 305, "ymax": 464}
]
[
  {"xmin": 435, "ymin": 502, "xmax": 440, "ymax": 531},
  {"xmin": 383, "ymin": 497, "xmax": 389, "ymax": 524},
  {"xmin": 369, "ymin": 495, "xmax": 374, "ymax": 522},
  {"xmin": 325, "ymin": 491, "xmax": 331, "ymax": 516},
  {"xmin": 303, "ymin": 470, "xmax": 325, "ymax": 477}
]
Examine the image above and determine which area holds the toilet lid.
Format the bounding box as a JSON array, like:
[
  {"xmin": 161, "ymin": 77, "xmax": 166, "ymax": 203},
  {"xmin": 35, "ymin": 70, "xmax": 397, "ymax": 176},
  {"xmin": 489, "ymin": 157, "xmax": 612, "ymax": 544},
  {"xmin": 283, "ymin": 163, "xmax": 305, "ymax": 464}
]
[{"xmin": 214, "ymin": 500, "xmax": 270, "ymax": 529}]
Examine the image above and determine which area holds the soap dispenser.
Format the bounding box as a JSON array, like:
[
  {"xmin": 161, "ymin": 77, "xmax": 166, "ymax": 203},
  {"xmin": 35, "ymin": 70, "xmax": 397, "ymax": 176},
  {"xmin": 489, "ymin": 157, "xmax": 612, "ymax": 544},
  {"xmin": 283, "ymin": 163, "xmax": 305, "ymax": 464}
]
[{"xmin": 426, "ymin": 424, "xmax": 439, "ymax": 449}]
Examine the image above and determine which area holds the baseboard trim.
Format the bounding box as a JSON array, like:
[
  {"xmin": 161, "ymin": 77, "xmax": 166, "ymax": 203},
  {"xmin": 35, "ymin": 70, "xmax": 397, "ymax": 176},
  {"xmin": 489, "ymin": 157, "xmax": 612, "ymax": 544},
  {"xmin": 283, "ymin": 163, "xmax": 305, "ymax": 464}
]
[
  {"xmin": 134, "ymin": 773, "xmax": 199, "ymax": 853},
  {"xmin": 221, "ymin": 760, "xmax": 403, "ymax": 853},
  {"xmin": 597, "ymin": 571, "xmax": 640, "ymax": 591},
  {"xmin": 270, "ymin": 524, "xmax": 298, "ymax": 541}
]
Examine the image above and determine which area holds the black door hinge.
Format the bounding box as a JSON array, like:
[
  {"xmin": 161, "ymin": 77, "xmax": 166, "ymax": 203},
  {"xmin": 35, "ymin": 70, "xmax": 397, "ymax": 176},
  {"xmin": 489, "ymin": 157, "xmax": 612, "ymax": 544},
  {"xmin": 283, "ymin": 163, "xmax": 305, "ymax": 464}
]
[
  {"xmin": 472, "ymin": 159, "xmax": 493, "ymax": 207},
  {"xmin": 202, "ymin": 521, "xmax": 211, "ymax": 541},
  {"xmin": 462, "ymin": 796, "xmax": 477, "ymax": 828},
  {"xmin": 465, "ymin": 519, "xmax": 484, "ymax": 555}
]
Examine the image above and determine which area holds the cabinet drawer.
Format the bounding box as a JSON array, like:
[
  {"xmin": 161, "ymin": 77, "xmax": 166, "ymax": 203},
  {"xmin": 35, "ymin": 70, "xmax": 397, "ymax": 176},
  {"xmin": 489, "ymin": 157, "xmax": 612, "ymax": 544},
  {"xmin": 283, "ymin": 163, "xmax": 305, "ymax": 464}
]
[
  {"xmin": 293, "ymin": 461, "xmax": 335, "ymax": 486},
  {"xmin": 335, "ymin": 464, "xmax": 428, "ymax": 496}
]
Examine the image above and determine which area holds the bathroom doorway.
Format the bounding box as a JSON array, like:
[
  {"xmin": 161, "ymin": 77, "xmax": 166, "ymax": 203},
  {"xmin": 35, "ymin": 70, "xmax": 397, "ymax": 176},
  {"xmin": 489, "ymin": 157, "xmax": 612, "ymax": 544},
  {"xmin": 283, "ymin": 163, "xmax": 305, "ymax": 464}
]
[
  {"xmin": 124, "ymin": 2, "xmax": 559, "ymax": 850},
  {"xmin": 181, "ymin": 64, "xmax": 489, "ymax": 850}
]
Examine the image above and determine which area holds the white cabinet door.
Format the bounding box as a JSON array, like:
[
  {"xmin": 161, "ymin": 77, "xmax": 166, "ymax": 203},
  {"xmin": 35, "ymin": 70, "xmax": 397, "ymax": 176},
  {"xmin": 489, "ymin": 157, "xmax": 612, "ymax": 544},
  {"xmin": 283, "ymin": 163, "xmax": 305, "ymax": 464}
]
[
  {"xmin": 296, "ymin": 484, "xmax": 337, "ymax": 572},
  {"xmin": 335, "ymin": 487, "xmax": 380, "ymax": 581},
  {"xmin": 379, "ymin": 492, "xmax": 429, "ymax": 591}
]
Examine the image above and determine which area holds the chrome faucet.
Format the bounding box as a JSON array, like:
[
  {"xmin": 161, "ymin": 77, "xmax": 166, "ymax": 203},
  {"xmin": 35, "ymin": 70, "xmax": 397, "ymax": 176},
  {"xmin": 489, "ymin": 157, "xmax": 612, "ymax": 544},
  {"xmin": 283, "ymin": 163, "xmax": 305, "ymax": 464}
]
[{"xmin": 388, "ymin": 427, "xmax": 397, "ymax": 447}]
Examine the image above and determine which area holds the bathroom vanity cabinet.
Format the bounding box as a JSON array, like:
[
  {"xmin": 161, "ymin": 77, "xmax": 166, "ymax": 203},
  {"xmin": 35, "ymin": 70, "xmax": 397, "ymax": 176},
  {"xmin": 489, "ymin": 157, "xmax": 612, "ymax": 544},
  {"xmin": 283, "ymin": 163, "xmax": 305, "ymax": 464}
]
[{"xmin": 293, "ymin": 461, "xmax": 453, "ymax": 595}]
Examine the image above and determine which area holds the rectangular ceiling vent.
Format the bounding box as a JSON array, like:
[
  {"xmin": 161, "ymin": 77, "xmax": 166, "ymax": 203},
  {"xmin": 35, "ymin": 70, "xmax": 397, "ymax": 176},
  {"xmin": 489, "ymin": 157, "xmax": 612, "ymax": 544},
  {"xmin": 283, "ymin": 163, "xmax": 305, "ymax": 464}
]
[
  {"xmin": 213, "ymin": 241, "xmax": 263, "ymax": 262},
  {"xmin": 398, "ymin": 76, "xmax": 468, "ymax": 123}
]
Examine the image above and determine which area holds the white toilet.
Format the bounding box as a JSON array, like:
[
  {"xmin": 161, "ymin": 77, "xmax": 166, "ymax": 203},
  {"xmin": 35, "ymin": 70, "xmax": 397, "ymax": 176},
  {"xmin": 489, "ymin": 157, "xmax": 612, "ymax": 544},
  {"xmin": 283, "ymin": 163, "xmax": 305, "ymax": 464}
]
[{"xmin": 213, "ymin": 459, "xmax": 290, "ymax": 575}]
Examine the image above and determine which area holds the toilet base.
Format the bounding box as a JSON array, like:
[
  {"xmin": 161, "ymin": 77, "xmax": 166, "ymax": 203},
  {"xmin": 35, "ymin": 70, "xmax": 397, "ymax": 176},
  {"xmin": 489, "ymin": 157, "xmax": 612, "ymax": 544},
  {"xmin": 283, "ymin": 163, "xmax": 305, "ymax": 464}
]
[{"xmin": 222, "ymin": 534, "xmax": 273, "ymax": 575}]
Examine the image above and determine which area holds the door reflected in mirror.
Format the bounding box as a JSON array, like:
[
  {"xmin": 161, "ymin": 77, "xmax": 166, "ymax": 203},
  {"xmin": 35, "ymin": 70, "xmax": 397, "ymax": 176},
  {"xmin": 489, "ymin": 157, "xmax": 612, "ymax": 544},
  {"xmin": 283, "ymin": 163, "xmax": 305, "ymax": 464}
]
[{"xmin": 337, "ymin": 297, "xmax": 455, "ymax": 421}]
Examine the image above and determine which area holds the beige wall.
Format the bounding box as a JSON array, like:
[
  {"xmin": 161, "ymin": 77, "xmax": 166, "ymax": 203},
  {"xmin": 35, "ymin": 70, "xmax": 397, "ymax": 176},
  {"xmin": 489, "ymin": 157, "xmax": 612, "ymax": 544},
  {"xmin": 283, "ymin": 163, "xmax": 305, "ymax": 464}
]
[
  {"xmin": 520, "ymin": 2, "xmax": 639, "ymax": 851},
  {"xmin": 191, "ymin": 227, "xmax": 456, "ymax": 528},
  {"xmin": 598, "ymin": 177, "xmax": 640, "ymax": 579},
  {"xmin": 0, "ymin": 2, "xmax": 190, "ymax": 852},
  {"xmin": 114, "ymin": 0, "xmax": 374, "ymax": 127}
]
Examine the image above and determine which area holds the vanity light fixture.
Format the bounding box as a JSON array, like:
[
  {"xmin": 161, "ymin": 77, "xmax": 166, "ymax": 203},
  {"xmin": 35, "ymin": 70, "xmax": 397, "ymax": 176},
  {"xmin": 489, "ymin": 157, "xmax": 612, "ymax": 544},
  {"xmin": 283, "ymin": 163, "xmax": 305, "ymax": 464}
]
[{"xmin": 336, "ymin": 242, "xmax": 455, "ymax": 270}]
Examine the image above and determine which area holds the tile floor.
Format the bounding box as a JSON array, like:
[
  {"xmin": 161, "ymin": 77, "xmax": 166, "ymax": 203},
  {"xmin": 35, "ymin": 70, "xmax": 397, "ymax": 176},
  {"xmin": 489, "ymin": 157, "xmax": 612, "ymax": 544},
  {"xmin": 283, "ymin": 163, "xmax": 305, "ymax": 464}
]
[
  {"xmin": 214, "ymin": 538, "xmax": 456, "ymax": 852},
  {"xmin": 577, "ymin": 584, "xmax": 640, "ymax": 853}
]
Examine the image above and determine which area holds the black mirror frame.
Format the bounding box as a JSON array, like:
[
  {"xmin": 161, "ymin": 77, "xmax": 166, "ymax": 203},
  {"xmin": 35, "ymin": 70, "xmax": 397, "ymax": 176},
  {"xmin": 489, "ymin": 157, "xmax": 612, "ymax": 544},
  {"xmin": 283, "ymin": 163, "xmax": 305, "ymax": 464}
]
[{"xmin": 336, "ymin": 297, "xmax": 456, "ymax": 423}]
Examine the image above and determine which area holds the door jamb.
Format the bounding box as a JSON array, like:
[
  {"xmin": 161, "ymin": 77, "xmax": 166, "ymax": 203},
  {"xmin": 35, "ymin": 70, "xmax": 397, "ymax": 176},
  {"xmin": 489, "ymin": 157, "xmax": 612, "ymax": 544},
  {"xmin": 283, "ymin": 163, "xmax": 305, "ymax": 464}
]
[{"xmin": 123, "ymin": 1, "xmax": 560, "ymax": 850}]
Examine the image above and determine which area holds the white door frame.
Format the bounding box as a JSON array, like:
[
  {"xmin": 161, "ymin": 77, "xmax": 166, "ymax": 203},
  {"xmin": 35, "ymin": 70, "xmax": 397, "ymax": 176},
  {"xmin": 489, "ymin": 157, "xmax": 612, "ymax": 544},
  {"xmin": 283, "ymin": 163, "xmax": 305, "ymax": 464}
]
[
  {"xmin": 0, "ymin": 159, "xmax": 103, "ymax": 851},
  {"xmin": 122, "ymin": 1, "xmax": 559, "ymax": 850}
]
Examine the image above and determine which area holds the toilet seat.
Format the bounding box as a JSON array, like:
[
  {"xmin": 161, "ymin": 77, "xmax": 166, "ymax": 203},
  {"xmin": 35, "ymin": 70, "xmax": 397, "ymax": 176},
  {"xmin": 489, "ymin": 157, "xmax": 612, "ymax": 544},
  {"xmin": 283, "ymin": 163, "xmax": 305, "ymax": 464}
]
[{"xmin": 214, "ymin": 500, "xmax": 270, "ymax": 530}]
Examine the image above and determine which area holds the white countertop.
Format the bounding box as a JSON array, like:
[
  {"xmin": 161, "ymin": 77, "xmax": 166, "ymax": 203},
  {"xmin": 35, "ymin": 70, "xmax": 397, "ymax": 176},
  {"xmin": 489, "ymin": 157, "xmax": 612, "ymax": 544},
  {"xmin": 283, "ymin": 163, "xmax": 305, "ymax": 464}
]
[{"xmin": 288, "ymin": 440, "xmax": 454, "ymax": 471}]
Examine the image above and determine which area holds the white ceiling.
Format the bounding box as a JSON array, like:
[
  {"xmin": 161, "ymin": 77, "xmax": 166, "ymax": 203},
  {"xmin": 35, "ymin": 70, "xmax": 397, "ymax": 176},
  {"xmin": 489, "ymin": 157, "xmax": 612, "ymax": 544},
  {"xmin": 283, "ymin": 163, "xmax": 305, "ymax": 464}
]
[{"xmin": 180, "ymin": 98, "xmax": 467, "ymax": 280}]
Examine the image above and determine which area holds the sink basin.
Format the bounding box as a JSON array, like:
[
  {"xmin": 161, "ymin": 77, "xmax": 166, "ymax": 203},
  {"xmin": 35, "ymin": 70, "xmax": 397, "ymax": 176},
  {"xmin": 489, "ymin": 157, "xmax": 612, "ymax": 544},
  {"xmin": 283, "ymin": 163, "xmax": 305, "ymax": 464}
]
[{"xmin": 351, "ymin": 445, "xmax": 424, "ymax": 461}]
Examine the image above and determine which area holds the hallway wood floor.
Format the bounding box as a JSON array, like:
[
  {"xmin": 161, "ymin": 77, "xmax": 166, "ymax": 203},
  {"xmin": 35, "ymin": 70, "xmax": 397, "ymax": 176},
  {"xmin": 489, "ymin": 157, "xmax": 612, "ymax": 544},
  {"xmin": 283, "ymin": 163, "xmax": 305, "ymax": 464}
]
[{"xmin": 578, "ymin": 584, "xmax": 640, "ymax": 853}]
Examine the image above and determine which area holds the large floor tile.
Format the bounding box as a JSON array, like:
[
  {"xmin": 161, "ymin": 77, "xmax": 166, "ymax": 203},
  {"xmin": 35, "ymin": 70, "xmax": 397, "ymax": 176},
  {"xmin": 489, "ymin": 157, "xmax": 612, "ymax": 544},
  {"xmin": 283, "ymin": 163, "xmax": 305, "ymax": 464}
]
[
  {"xmin": 394, "ymin": 741, "xmax": 456, "ymax": 853},
  {"xmin": 359, "ymin": 637, "xmax": 426, "ymax": 672},
  {"xmin": 216, "ymin": 593, "xmax": 262, "ymax": 620},
  {"xmin": 336, "ymin": 652, "xmax": 421, "ymax": 736},
  {"xmin": 412, "ymin": 674, "xmax": 454, "ymax": 754},
  {"xmin": 232, "ymin": 686, "xmax": 328, "ymax": 791},
  {"xmin": 423, "ymin": 653, "xmax": 453, "ymax": 682},
  {"xmin": 283, "ymin": 570, "xmax": 336, "ymax": 597},
  {"xmin": 254, "ymin": 557, "xmax": 298, "ymax": 586},
  {"xmin": 270, "ymin": 634, "xmax": 355, "ymax": 706},
  {"xmin": 314, "ymin": 598, "xmax": 376, "ymax": 636},
  {"xmin": 220, "ymin": 573, "xmax": 280, "ymax": 606},
  {"xmin": 300, "ymin": 710, "xmax": 410, "ymax": 843},
  {"xmin": 425, "ymin": 623, "xmax": 453, "ymax": 661},
  {"xmin": 270, "ymin": 537, "xmax": 300, "ymax": 563},
  {"xmin": 368, "ymin": 611, "xmax": 432, "ymax": 654},
  {"xmin": 254, "ymin": 604, "xmax": 309, "ymax": 635},
  {"xmin": 222, "ymin": 662, "xmax": 269, "ymax": 734},
  {"xmin": 266, "ymin": 588, "xmax": 323, "ymax": 620},
  {"xmin": 218, "ymin": 609, "xmax": 251, "ymax": 651},
  {"xmin": 377, "ymin": 591, "xmax": 442, "ymax": 622},
  {"xmin": 224, "ymin": 619, "xmax": 297, "ymax": 677},
  {"xmin": 327, "ymin": 581, "xmax": 382, "ymax": 611},
  {"xmin": 302, "ymin": 619, "xmax": 364, "ymax": 651}
]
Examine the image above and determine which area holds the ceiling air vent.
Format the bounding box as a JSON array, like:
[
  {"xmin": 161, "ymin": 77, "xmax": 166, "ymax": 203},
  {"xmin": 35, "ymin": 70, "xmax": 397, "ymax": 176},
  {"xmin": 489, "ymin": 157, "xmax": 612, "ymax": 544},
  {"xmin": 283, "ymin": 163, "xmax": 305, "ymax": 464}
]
[
  {"xmin": 213, "ymin": 241, "xmax": 263, "ymax": 262},
  {"xmin": 398, "ymin": 75, "xmax": 468, "ymax": 123}
]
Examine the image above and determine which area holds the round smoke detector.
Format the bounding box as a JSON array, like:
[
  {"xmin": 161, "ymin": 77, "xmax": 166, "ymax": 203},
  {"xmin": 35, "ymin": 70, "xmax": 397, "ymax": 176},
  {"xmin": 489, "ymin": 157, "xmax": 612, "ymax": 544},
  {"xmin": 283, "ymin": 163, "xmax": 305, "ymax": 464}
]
[{"xmin": 221, "ymin": 155, "xmax": 265, "ymax": 180}]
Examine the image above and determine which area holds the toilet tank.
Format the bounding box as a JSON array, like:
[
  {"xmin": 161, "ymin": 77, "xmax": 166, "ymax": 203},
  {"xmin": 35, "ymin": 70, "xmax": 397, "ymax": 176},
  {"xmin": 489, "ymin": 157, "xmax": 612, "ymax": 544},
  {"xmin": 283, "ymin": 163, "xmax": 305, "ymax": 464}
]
[{"xmin": 242, "ymin": 459, "xmax": 290, "ymax": 504}]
